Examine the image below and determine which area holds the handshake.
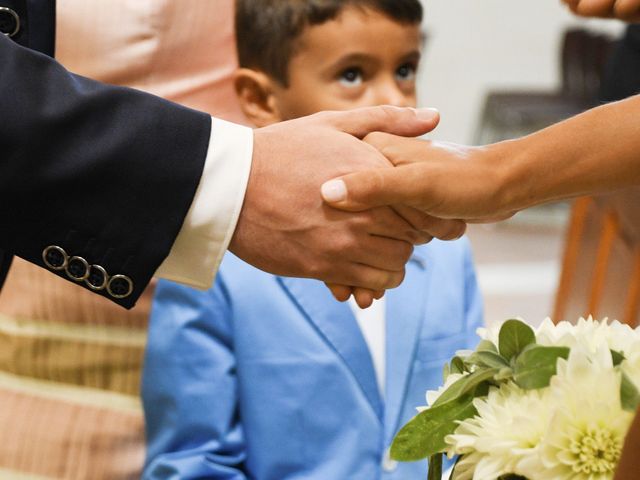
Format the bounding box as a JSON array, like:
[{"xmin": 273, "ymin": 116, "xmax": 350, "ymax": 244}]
[
  {"xmin": 229, "ymin": 106, "xmax": 523, "ymax": 308},
  {"xmin": 230, "ymin": 90, "xmax": 640, "ymax": 307}
]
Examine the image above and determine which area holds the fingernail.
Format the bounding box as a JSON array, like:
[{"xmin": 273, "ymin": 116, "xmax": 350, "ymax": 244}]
[
  {"xmin": 416, "ymin": 107, "xmax": 439, "ymax": 121},
  {"xmin": 321, "ymin": 179, "xmax": 347, "ymax": 202}
]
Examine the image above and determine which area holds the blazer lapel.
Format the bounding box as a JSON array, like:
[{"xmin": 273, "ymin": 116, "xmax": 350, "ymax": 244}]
[
  {"xmin": 384, "ymin": 252, "xmax": 432, "ymax": 446},
  {"xmin": 278, "ymin": 276, "xmax": 383, "ymax": 422}
]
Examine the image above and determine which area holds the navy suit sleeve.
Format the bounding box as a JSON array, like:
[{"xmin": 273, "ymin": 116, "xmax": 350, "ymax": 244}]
[
  {"xmin": 142, "ymin": 277, "xmax": 247, "ymax": 480},
  {"xmin": 0, "ymin": 33, "xmax": 212, "ymax": 308}
]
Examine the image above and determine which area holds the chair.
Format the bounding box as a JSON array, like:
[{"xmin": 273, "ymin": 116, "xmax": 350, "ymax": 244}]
[
  {"xmin": 553, "ymin": 189, "xmax": 640, "ymax": 326},
  {"xmin": 475, "ymin": 28, "xmax": 616, "ymax": 145}
]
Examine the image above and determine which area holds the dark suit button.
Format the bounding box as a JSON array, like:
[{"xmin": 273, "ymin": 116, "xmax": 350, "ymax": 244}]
[
  {"xmin": 0, "ymin": 7, "xmax": 20, "ymax": 38},
  {"xmin": 42, "ymin": 246, "xmax": 68, "ymax": 270},
  {"xmin": 65, "ymin": 256, "xmax": 90, "ymax": 281},
  {"xmin": 85, "ymin": 265, "xmax": 109, "ymax": 291},
  {"xmin": 107, "ymin": 274, "xmax": 133, "ymax": 299}
]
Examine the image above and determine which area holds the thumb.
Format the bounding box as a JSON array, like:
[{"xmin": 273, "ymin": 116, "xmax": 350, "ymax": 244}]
[
  {"xmin": 321, "ymin": 168, "xmax": 412, "ymax": 212},
  {"xmin": 327, "ymin": 105, "xmax": 440, "ymax": 139}
]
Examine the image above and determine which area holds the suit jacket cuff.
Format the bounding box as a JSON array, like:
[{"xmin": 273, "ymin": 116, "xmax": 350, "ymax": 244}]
[{"xmin": 155, "ymin": 117, "xmax": 253, "ymax": 289}]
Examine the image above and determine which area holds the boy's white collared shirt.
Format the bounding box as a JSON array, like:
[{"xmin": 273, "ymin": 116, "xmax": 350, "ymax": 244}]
[{"xmin": 349, "ymin": 296, "xmax": 386, "ymax": 398}]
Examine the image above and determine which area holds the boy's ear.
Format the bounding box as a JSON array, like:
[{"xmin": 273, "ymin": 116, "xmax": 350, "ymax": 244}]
[{"xmin": 233, "ymin": 68, "xmax": 282, "ymax": 127}]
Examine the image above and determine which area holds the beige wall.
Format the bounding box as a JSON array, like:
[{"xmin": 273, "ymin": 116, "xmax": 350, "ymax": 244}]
[{"xmin": 418, "ymin": 0, "xmax": 624, "ymax": 144}]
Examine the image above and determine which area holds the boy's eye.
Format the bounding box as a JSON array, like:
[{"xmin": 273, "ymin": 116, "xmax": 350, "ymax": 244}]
[
  {"xmin": 396, "ymin": 63, "xmax": 417, "ymax": 81},
  {"xmin": 339, "ymin": 67, "xmax": 363, "ymax": 87}
]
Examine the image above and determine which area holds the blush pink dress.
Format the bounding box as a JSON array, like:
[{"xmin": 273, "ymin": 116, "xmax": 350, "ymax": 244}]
[{"xmin": 0, "ymin": 1, "xmax": 244, "ymax": 478}]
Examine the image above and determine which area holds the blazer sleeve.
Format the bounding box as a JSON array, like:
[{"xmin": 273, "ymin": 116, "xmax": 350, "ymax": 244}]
[
  {"xmin": 0, "ymin": 33, "xmax": 212, "ymax": 308},
  {"xmin": 142, "ymin": 277, "xmax": 247, "ymax": 480}
]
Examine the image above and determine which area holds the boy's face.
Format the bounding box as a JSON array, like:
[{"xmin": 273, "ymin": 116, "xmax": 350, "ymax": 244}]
[
  {"xmin": 237, "ymin": 6, "xmax": 422, "ymax": 125},
  {"xmin": 277, "ymin": 7, "xmax": 421, "ymax": 119}
]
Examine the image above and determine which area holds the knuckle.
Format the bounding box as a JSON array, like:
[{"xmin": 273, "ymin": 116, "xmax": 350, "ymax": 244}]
[
  {"xmin": 615, "ymin": 3, "xmax": 640, "ymax": 20},
  {"xmin": 576, "ymin": 2, "xmax": 609, "ymax": 15},
  {"xmin": 363, "ymin": 131, "xmax": 388, "ymax": 148},
  {"xmin": 386, "ymin": 242, "xmax": 413, "ymax": 270},
  {"xmin": 431, "ymin": 220, "xmax": 462, "ymax": 240},
  {"xmin": 369, "ymin": 169, "xmax": 388, "ymax": 192},
  {"xmin": 442, "ymin": 221, "xmax": 467, "ymax": 240},
  {"xmin": 415, "ymin": 214, "xmax": 436, "ymax": 231},
  {"xmin": 380, "ymin": 104, "xmax": 403, "ymax": 121},
  {"xmin": 305, "ymin": 259, "xmax": 327, "ymax": 280},
  {"xmin": 356, "ymin": 210, "xmax": 376, "ymax": 225},
  {"xmin": 403, "ymin": 229, "xmax": 421, "ymax": 244},
  {"xmin": 399, "ymin": 242, "xmax": 414, "ymax": 262},
  {"xmin": 331, "ymin": 232, "xmax": 357, "ymax": 254},
  {"xmin": 388, "ymin": 270, "xmax": 406, "ymax": 289},
  {"xmin": 419, "ymin": 234, "xmax": 434, "ymax": 245}
]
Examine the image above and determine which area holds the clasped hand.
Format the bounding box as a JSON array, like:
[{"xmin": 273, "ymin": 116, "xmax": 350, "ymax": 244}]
[{"xmin": 228, "ymin": 106, "xmax": 466, "ymax": 308}]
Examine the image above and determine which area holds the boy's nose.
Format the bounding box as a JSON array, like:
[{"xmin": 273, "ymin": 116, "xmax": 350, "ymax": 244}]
[{"xmin": 375, "ymin": 82, "xmax": 412, "ymax": 108}]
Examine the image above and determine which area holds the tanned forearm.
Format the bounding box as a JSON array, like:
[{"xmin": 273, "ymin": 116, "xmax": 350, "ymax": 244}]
[{"xmin": 500, "ymin": 94, "xmax": 640, "ymax": 211}]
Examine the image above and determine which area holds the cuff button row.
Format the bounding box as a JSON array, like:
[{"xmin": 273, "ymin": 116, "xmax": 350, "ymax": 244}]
[{"xmin": 42, "ymin": 245, "xmax": 134, "ymax": 299}]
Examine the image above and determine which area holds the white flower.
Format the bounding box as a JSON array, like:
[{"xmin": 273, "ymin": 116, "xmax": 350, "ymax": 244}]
[
  {"xmin": 476, "ymin": 318, "xmax": 527, "ymax": 345},
  {"xmin": 445, "ymin": 383, "xmax": 552, "ymax": 480},
  {"xmin": 537, "ymin": 317, "xmax": 640, "ymax": 392},
  {"xmin": 536, "ymin": 317, "xmax": 640, "ymax": 357},
  {"xmin": 517, "ymin": 346, "xmax": 634, "ymax": 480},
  {"xmin": 429, "ymin": 318, "xmax": 640, "ymax": 480}
]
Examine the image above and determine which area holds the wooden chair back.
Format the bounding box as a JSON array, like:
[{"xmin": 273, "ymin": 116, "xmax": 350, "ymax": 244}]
[{"xmin": 553, "ymin": 189, "xmax": 640, "ymax": 326}]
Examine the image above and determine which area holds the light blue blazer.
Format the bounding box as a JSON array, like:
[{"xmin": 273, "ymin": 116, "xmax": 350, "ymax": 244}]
[{"xmin": 143, "ymin": 239, "xmax": 483, "ymax": 480}]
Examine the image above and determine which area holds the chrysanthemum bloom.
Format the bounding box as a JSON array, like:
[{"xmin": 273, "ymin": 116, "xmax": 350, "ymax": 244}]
[
  {"xmin": 535, "ymin": 317, "xmax": 640, "ymax": 357},
  {"xmin": 444, "ymin": 383, "xmax": 551, "ymax": 480},
  {"xmin": 519, "ymin": 346, "xmax": 634, "ymax": 480}
]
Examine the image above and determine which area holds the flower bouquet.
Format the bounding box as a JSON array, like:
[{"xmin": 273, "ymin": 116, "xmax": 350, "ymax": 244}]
[{"xmin": 390, "ymin": 318, "xmax": 640, "ymax": 480}]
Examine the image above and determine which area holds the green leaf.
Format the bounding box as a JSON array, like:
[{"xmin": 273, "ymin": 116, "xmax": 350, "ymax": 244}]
[
  {"xmin": 450, "ymin": 356, "xmax": 465, "ymax": 375},
  {"xmin": 427, "ymin": 454, "xmax": 443, "ymax": 480},
  {"xmin": 495, "ymin": 367, "xmax": 514, "ymax": 381},
  {"xmin": 513, "ymin": 345, "xmax": 570, "ymax": 390},
  {"xmin": 499, "ymin": 319, "xmax": 536, "ymax": 361},
  {"xmin": 391, "ymin": 393, "xmax": 477, "ymax": 461},
  {"xmin": 476, "ymin": 339, "xmax": 498, "ymax": 353},
  {"xmin": 433, "ymin": 368, "xmax": 499, "ymax": 407},
  {"xmin": 611, "ymin": 349, "xmax": 626, "ymax": 366},
  {"xmin": 621, "ymin": 371, "xmax": 640, "ymax": 412},
  {"xmin": 465, "ymin": 350, "xmax": 510, "ymax": 369}
]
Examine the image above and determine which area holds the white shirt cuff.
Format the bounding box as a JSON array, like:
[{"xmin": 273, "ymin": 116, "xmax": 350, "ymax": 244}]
[{"xmin": 155, "ymin": 117, "xmax": 253, "ymax": 289}]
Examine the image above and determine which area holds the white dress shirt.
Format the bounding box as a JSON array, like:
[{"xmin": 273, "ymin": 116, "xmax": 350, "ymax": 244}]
[
  {"xmin": 155, "ymin": 119, "xmax": 253, "ymax": 289},
  {"xmin": 349, "ymin": 297, "xmax": 387, "ymax": 397}
]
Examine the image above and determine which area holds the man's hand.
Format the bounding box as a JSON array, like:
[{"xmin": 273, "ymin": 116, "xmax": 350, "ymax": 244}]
[
  {"xmin": 321, "ymin": 132, "xmax": 517, "ymax": 222},
  {"xmin": 561, "ymin": 0, "xmax": 640, "ymax": 21},
  {"xmin": 229, "ymin": 106, "xmax": 441, "ymax": 293}
]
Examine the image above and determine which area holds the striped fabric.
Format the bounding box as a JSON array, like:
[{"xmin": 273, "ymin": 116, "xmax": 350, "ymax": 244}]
[
  {"xmin": 0, "ymin": 259, "xmax": 149, "ymax": 479},
  {"xmin": 0, "ymin": 0, "xmax": 240, "ymax": 478}
]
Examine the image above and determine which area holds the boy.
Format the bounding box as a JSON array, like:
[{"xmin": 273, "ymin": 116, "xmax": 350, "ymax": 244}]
[{"xmin": 143, "ymin": 1, "xmax": 483, "ymax": 479}]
